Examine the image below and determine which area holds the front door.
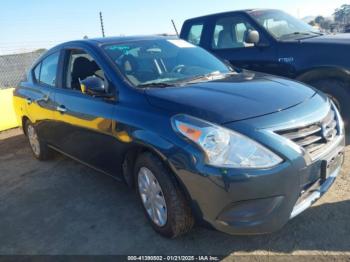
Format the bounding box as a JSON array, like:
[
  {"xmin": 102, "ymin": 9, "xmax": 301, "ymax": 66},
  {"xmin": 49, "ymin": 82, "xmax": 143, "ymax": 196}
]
[
  {"xmin": 207, "ymin": 14, "xmax": 279, "ymax": 75},
  {"xmin": 52, "ymin": 48, "xmax": 120, "ymax": 176}
]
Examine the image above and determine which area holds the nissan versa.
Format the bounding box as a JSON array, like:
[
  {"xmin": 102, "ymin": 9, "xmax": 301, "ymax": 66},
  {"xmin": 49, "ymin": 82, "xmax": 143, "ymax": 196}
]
[{"xmin": 14, "ymin": 36, "xmax": 345, "ymax": 238}]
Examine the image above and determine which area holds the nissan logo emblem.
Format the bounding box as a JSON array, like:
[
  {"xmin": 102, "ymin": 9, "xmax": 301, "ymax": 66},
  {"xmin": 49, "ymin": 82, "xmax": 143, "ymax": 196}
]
[{"xmin": 322, "ymin": 124, "xmax": 336, "ymax": 142}]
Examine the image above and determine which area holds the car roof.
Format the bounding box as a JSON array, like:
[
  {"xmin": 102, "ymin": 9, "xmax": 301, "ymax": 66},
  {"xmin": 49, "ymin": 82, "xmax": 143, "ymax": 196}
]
[
  {"xmin": 183, "ymin": 8, "xmax": 278, "ymax": 21},
  {"xmin": 57, "ymin": 35, "xmax": 177, "ymax": 47},
  {"xmin": 47, "ymin": 35, "xmax": 178, "ymax": 53}
]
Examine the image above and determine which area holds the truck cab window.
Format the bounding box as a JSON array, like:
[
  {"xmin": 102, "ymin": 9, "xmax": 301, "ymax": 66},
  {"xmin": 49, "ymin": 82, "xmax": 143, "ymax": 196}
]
[
  {"xmin": 212, "ymin": 17, "xmax": 257, "ymax": 49},
  {"xmin": 186, "ymin": 24, "xmax": 204, "ymax": 45}
]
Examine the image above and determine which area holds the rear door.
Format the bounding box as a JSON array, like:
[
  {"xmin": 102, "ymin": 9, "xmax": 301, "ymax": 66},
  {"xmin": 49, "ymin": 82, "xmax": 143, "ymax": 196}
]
[
  {"xmin": 52, "ymin": 47, "xmax": 121, "ymax": 176},
  {"xmin": 21, "ymin": 51, "xmax": 61, "ymax": 143}
]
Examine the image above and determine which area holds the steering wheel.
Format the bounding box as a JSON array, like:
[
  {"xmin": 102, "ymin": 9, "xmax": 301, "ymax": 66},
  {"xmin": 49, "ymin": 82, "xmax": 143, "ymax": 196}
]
[{"xmin": 171, "ymin": 64, "xmax": 186, "ymax": 74}]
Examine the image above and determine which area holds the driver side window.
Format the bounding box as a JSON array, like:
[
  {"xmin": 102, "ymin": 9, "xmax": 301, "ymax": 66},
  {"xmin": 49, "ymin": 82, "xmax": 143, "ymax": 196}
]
[{"xmin": 65, "ymin": 49, "xmax": 107, "ymax": 93}]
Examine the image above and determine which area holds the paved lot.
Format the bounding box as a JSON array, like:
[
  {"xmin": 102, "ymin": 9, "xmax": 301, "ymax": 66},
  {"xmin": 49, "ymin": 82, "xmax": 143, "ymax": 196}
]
[{"xmin": 0, "ymin": 128, "xmax": 349, "ymax": 258}]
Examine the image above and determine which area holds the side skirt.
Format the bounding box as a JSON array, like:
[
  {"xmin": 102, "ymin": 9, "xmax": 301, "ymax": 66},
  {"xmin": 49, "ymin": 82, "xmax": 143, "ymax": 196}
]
[{"xmin": 48, "ymin": 145, "xmax": 123, "ymax": 182}]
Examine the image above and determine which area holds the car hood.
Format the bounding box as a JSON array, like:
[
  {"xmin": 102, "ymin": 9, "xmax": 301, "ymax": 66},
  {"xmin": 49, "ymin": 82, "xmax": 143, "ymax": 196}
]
[
  {"xmin": 145, "ymin": 71, "xmax": 316, "ymax": 124},
  {"xmin": 300, "ymin": 33, "xmax": 350, "ymax": 44}
]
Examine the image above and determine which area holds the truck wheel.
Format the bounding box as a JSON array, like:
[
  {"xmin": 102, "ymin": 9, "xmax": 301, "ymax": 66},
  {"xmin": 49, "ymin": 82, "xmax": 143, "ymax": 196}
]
[
  {"xmin": 135, "ymin": 152, "xmax": 194, "ymax": 238},
  {"xmin": 309, "ymin": 78, "xmax": 350, "ymax": 142},
  {"xmin": 24, "ymin": 120, "xmax": 53, "ymax": 160}
]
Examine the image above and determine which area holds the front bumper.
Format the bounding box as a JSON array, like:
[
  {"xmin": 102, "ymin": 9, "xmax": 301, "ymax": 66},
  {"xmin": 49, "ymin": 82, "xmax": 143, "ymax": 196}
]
[
  {"xmin": 168, "ymin": 136, "xmax": 345, "ymax": 235},
  {"xmin": 290, "ymin": 159, "xmax": 342, "ymax": 219}
]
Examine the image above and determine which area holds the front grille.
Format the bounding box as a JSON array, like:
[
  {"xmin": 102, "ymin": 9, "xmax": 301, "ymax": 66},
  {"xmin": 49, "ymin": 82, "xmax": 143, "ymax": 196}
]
[{"xmin": 276, "ymin": 107, "xmax": 340, "ymax": 160}]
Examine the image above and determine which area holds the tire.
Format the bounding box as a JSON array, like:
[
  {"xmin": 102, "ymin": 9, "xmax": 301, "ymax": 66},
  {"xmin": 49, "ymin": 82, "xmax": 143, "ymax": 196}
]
[
  {"xmin": 135, "ymin": 152, "xmax": 194, "ymax": 238},
  {"xmin": 24, "ymin": 120, "xmax": 53, "ymax": 161},
  {"xmin": 309, "ymin": 78, "xmax": 350, "ymax": 143}
]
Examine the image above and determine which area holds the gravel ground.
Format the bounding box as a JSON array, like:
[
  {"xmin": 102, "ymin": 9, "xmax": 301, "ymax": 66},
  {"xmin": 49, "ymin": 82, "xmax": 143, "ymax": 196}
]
[{"xmin": 0, "ymin": 128, "xmax": 349, "ymax": 259}]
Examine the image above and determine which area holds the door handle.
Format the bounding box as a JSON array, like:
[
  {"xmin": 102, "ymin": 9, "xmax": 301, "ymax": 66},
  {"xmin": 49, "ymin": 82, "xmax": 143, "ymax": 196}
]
[
  {"xmin": 26, "ymin": 98, "xmax": 32, "ymax": 105},
  {"xmin": 35, "ymin": 95, "xmax": 49, "ymax": 103},
  {"xmin": 56, "ymin": 105, "xmax": 67, "ymax": 113}
]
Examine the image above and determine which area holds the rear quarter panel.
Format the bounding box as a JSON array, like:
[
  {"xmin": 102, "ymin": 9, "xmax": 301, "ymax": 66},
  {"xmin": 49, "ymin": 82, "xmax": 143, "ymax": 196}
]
[{"xmin": 12, "ymin": 87, "xmax": 29, "ymax": 129}]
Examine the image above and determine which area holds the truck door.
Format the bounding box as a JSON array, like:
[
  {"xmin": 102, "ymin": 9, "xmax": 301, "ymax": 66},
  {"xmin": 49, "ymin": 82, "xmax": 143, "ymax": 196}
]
[{"xmin": 201, "ymin": 14, "xmax": 280, "ymax": 75}]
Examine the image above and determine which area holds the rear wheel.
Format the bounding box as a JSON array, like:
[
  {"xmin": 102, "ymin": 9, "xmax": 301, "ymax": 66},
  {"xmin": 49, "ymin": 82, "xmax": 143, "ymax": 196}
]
[
  {"xmin": 24, "ymin": 120, "xmax": 52, "ymax": 160},
  {"xmin": 135, "ymin": 152, "xmax": 194, "ymax": 238}
]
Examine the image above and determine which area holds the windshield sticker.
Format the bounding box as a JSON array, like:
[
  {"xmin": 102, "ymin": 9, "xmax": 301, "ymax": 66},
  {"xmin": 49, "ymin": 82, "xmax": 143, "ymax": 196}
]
[
  {"xmin": 106, "ymin": 45, "xmax": 131, "ymax": 52},
  {"xmin": 167, "ymin": 39, "xmax": 195, "ymax": 48}
]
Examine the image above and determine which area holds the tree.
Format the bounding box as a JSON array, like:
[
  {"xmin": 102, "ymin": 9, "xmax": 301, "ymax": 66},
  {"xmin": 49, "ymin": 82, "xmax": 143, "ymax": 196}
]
[
  {"xmin": 334, "ymin": 4, "xmax": 350, "ymax": 24},
  {"xmin": 315, "ymin": 16, "xmax": 325, "ymax": 25},
  {"xmin": 34, "ymin": 48, "xmax": 47, "ymax": 53},
  {"xmin": 320, "ymin": 19, "xmax": 332, "ymax": 30},
  {"xmin": 309, "ymin": 20, "xmax": 316, "ymax": 26}
]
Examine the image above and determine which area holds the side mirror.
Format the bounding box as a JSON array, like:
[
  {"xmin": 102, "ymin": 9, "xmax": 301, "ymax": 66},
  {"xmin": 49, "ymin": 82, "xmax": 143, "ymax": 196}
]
[
  {"xmin": 245, "ymin": 30, "xmax": 260, "ymax": 45},
  {"xmin": 80, "ymin": 76, "xmax": 106, "ymax": 96}
]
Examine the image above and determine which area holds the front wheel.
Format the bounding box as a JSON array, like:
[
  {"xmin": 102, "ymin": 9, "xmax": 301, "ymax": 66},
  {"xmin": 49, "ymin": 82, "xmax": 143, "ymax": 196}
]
[{"xmin": 135, "ymin": 152, "xmax": 194, "ymax": 238}]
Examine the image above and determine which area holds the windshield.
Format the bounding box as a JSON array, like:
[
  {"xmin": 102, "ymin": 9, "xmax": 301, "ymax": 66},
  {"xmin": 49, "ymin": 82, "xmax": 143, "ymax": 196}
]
[
  {"xmin": 249, "ymin": 10, "xmax": 320, "ymax": 40},
  {"xmin": 103, "ymin": 39, "xmax": 231, "ymax": 87}
]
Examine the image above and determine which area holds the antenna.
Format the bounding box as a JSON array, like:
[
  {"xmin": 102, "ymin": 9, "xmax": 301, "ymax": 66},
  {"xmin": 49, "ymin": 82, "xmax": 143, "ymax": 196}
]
[
  {"xmin": 99, "ymin": 11, "xmax": 105, "ymax": 37},
  {"xmin": 171, "ymin": 19, "xmax": 179, "ymax": 37}
]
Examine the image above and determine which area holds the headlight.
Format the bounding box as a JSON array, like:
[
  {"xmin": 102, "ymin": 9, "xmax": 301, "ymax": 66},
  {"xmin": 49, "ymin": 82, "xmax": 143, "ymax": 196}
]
[{"xmin": 172, "ymin": 114, "xmax": 283, "ymax": 169}]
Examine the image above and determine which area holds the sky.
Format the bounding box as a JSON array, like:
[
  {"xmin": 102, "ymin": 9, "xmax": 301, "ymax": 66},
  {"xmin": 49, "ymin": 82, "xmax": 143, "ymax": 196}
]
[{"xmin": 0, "ymin": 0, "xmax": 347, "ymax": 54}]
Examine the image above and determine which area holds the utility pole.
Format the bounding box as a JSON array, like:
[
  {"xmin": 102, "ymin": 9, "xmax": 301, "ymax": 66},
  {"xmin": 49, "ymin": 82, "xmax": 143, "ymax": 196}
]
[
  {"xmin": 171, "ymin": 19, "xmax": 179, "ymax": 37},
  {"xmin": 99, "ymin": 11, "xmax": 105, "ymax": 37}
]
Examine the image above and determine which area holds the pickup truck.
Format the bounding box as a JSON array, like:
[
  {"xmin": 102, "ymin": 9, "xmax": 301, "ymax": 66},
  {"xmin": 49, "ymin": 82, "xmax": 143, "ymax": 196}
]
[{"xmin": 180, "ymin": 9, "xmax": 350, "ymax": 139}]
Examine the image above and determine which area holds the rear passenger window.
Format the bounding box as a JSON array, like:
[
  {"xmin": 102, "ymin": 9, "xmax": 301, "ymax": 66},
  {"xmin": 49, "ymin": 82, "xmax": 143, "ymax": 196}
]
[
  {"xmin": 186, "ymin": 24, "xmax": 204, "ymax": 45},
  {"xmin": 33, "ymin": 63, "xmax": 41, "ymax": 82},
  {"xmin": 33, "ymin": 52, "xmax": 60, "ymax": 87},
  {"xmin": 40, "ymin": 52, "xmax": 60, "ymax": 86}
]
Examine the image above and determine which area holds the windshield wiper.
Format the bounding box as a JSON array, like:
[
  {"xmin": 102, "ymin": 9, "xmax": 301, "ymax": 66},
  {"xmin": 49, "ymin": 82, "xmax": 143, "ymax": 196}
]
[
  {"xmin": 309, "ymin": 31, "xmax": 323, "ymax": 35},
  {"xmin": 137, "ymin": 82, "xmax": 174, "ymax": 88},
  {"xmin": 280, "ymin": 32, "xmax": 311, "ymax": 39},
  {"xmin": 280, "ymin": 31, "xmax": 322, "ymax": 40},
  {"xmin": 138, "ymin": 71, "xmax": 236, "ymax": 87},
  {"xmin": 178, "ymin": 71, "xmax": 236, "ymax": 85}
]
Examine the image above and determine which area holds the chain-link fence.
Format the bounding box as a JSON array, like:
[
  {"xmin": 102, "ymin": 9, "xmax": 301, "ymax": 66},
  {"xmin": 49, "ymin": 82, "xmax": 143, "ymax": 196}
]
[{"xmin": 0, "ymin": 50, "xmax": 45, "ymax": 89}]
